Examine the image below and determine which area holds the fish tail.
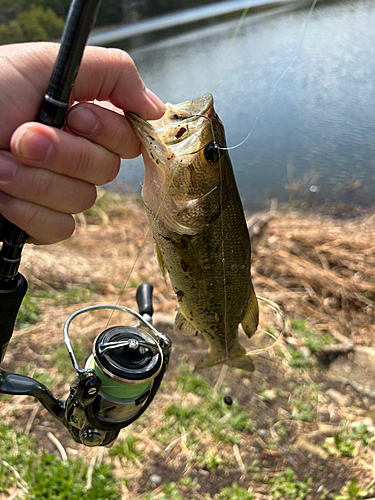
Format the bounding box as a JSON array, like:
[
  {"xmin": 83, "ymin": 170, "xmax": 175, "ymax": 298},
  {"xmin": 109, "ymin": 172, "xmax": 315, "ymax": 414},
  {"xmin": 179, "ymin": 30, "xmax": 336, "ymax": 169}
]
[{"xmin": 194, "ymin": 344, "xmax": 254, "ymax": 372}]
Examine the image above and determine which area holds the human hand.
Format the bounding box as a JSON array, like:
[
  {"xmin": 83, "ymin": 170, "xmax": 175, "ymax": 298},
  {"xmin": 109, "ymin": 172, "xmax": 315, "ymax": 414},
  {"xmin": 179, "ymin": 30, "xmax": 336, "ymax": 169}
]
[{"xmin": 0, "ymin": 42, "xmax": 165, "ymax": 245}]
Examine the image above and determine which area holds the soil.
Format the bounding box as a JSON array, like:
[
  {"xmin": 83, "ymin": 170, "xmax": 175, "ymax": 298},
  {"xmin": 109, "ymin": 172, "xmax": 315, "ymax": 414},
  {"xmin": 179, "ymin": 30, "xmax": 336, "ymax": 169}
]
[{"xmin": 1, "ymin": 193, "xmax": 375, "ymax": 499}]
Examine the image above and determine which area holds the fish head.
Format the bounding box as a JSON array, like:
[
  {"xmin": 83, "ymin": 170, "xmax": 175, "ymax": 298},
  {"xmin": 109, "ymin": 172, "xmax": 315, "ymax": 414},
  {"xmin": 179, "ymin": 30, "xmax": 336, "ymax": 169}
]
[{"xmin": 127, "ymin": 93, "xmax": 229, "ymax": 234}]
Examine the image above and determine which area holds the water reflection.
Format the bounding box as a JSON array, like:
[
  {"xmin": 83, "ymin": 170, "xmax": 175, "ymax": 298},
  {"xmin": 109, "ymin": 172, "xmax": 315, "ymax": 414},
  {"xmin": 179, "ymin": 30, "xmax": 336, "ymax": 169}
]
[{"xmin": 111, "ymin": 0, "xmax": 375, "ymax": 212}]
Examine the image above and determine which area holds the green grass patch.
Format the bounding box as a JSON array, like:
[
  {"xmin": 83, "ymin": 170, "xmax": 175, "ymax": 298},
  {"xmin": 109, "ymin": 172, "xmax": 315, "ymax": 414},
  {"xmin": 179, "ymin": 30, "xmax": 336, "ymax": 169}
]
[
  {"xmin": 324, "ymin": 421, "xmax": 375, "ymax": 457},
  {"xmin": 332, "ymin": 478, "xmax": 369, "ymax": 499},
  {"xmin": 268, "ymin": 467, "xmax": 311, "ymax": 499},
  {"xmin": 0, "ymin": 423, "xmax": 119, "ymax": 499},
  {"xmin": 197, "ymin": 449, "xmax": 223, "ymax": 472},
  {"xmin": 218, "ymin": 482, "xmax": 253, "ymax": 500},
  {"xmin": 289, "ymin": 383, "xmax": 321, "ymax": 423},
  {"xmin": 18, "ymin": 364, "xmax": 55, "ymax": 387},
  {"xmin": 291, "ymin": 319, "xmax": 337, "ymax": 352},
  {"xmin": 108, "ymin": 434, "xmax": 144, "ymax": 463},
  {"xmin": 287, "ymin": 320, "xmax": 338, "ymax": 371},
  {"xmin": 16, "ymin": 282, "xmax": 97, "ymax": 330},
  {"xmin": 16, "ymin": 292, "xmax": 42, "ymax": 329},
  {"xmin": 151, "ymin": 366, "xmax": 255, "ymax": 445}
]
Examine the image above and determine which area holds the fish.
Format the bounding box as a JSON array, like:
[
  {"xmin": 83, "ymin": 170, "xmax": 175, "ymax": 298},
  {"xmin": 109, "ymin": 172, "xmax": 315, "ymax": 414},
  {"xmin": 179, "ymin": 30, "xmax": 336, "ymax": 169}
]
[{"xmin": 127, "ymin": 93, "xmax": 258, "ymax": 371}]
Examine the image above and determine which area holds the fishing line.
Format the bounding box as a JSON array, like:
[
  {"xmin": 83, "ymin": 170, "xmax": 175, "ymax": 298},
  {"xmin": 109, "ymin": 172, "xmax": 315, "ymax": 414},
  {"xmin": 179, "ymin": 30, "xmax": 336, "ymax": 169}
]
[
  {"xmin": 107, "ymin": 0, "xmax": 318, "ymax": 355},
  {"xmin": 209, "ymin": 5, "xmax": 251, "ymax": 93},
  {"xmin": 104, "ymin": 114, "xmax": 213, "ymax": 328},
  {"xmin": 217, "ymin": 0, "xmax": 319, "ymax": 152},
  {"xmin": 103, "ymin": 163, "xmax": 180, "ymax": 329},
  {"xmin": 218, "ymin": 139, "xmax": 230, "ymax": 363}
]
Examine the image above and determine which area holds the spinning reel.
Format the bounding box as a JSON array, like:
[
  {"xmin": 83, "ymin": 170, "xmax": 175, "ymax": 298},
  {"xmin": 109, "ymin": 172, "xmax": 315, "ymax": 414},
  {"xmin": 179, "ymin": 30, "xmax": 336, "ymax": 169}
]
[{"xmin": 0, "ymin": 284, "xmax": 172, "ymax": 447}]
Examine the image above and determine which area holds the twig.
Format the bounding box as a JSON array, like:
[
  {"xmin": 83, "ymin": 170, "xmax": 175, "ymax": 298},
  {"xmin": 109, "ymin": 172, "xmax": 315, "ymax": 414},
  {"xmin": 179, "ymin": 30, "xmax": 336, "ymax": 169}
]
[
  {"xmin": 1, "ymin": 459, "xmax": 29, "ymax": 493},
  {"xmin": 214, "ymin": 365, "xmax": 228, "ymax": 392},
  {"xmin": 25, "ymin": 405, "xmax": 39, "ymax": 435},
  {"xmin": 84, "ymin": 449, "xmax": 98, "ymax": 491},
  {"xmin": 233, "ymin": 444, "xmax": 246, "ymax": 474},
  {"xmin": 47, "ymin": 432, "xmax": 67, "ymax": 460}
]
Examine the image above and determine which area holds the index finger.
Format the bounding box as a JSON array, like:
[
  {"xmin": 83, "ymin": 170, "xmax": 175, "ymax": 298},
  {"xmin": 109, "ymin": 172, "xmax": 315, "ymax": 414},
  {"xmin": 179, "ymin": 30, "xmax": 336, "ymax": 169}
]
[
  {"xmin": 1, "ymin": 43, "xmax": 165, "ymax": 149},
  {"xmin": 72, "ymin": 46, "xmax": 165, "ymax": 119}
]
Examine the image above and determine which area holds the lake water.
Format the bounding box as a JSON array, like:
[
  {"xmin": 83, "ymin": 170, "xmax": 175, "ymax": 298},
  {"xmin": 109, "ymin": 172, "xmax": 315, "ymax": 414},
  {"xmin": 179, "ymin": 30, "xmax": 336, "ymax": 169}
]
[{"xmin": 104, "ymin": 0, "xmax": 375, "ymax": 212}]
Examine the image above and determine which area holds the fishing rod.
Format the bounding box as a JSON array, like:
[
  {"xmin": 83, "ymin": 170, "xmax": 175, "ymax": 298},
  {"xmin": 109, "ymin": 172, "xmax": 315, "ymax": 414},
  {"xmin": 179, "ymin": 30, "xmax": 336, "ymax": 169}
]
[
  {"xmin": 0, "ymin": 0, "xmax": 103, "ymax": 363},
  {"xmin": 0, "ymin": 0, "xmax": 172, "ymax": 447}
]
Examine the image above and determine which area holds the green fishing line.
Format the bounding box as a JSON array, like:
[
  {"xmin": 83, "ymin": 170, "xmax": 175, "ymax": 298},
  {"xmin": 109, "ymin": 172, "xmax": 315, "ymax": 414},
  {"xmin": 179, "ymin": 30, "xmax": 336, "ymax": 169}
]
[{"xmin": 88, "ymin": 357, "xmax": 150, "ymax": 399}]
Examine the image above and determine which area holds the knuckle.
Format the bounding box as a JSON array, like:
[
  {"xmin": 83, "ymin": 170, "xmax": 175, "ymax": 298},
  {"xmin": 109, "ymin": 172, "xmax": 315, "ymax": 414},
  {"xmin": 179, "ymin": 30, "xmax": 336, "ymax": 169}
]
[
  {"xmin": 30, "ymin": 168, "xmax": 55, "ymax": 199},
  {"xmin": 107, "ymin": 47, "xmax": 145, "ymax": 91},
  {"xmin": 107, "ymin": 48, "xmax": 134, "ymax": 68},
  {"xmin": 20, "ymin": 202, "xmax": 42, "ymax": 229},
  {"xmin": 69, "ymin": 142, "xmax": 92, "ymax": 179}
]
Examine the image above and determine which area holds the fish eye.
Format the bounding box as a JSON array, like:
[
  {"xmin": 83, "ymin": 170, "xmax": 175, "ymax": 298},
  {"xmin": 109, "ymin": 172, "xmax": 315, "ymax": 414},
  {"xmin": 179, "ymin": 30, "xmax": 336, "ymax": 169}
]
[{"xmin": 204, "ymin": 141, "xmax": 222, "ymax": 164}]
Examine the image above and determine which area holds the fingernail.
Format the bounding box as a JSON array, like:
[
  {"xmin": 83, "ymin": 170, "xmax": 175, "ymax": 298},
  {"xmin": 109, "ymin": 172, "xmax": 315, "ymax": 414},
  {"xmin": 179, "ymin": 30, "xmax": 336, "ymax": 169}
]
[
  {"xmin": 0, "ymin": 191, "xmax": 11, "ymax": 204},
  {"xmin": 0, "ymin": 154, "xmax": 16, "ymax": 183},
  {"xmin": 15, "ymin": 128, "xmax": 53, "ymax": 162},
  {"xmin": 67, "ymin": 106, "xmax": 100, "ymax": 136},
  {"xmin": 144, "ymin": 88, "xmax": 166, "ymax": 113}
]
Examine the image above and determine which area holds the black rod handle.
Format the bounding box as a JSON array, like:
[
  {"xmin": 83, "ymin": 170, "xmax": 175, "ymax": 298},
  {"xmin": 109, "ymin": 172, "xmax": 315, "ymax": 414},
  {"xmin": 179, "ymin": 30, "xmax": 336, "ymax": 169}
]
[{"xmin": 0, "ymin": 274, "xmax": 27, "ymax": 362}]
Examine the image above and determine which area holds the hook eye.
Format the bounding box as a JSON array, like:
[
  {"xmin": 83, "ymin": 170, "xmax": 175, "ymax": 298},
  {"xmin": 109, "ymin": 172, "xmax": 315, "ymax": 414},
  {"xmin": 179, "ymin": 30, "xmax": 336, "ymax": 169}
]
[{"xmin": 204, "ymin": 141, "xmax": 223, "ymax": 164}]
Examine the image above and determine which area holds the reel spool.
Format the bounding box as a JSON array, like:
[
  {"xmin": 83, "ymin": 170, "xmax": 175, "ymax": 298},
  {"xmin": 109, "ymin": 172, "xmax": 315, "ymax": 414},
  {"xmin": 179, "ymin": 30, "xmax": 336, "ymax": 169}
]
[{"xmin": 85, "ymin": 325, "xmax": 163, "ymax": 425}]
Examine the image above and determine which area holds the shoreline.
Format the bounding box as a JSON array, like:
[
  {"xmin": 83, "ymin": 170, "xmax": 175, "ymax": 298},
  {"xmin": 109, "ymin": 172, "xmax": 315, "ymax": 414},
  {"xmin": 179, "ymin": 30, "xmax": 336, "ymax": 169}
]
[{"xmin": 88, "ymin": 0, "xmax": 308, "ymax": 46}]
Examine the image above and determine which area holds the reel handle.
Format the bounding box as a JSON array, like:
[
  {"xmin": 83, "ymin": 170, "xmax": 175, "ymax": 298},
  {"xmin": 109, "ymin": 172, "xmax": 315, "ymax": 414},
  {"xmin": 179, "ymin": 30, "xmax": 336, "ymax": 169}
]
[{"xmin": 136, "ymin": 283, "xmax": 154, "ymax": 318}]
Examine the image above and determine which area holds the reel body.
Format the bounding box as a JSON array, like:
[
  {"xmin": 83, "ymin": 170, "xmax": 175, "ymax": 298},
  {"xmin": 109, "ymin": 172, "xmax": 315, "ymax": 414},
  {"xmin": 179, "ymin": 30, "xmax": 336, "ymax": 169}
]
[{"xmin": 0, "ymin": 284, "xmax": 171, "ymax": 447}]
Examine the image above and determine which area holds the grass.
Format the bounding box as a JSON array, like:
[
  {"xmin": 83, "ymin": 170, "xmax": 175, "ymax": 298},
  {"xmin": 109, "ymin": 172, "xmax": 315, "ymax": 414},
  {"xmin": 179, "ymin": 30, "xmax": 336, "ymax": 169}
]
[
  {"xmin": 331, "ymin": 478, "xmax": 369, "ymax": 500},
  {"xmin": 52, "ymin": 342, "xmax": 90, "ymax": 382},
  {"xmin": 16, "ymin": 291, "xmax": 42, "ymax": 329},
  {"xmin": 16, "ymin": 282, "xmax": 96, "ymax": 330},
  {"xmin": 218, "ymin": 482, "xmax": 253, "ymax": 499},
  {"xmin": 268, "ymin": 467, "xmax": 312, "ymax": 500},
  {"xmin": 0, "ymin": 423, "xmax": 119, "ymax": 499},
  {"xmin": 287, "ymin": 320, "xmax": 337, "ymax": 370},
  {"xmin": 324, "ymin": 421, "xmax": 375, "ymax": 458},
  {"xmin": 17, "ymin": 364, "xmax": 54, "ymax": 387},
  {"xmin": 291, "ymin": 319, "xmax": 337, "ymax": 353},
  {"xmin": 153, "ymin": 365, "xmax": 255, "ymax": 445},
  {"xmin": 108, "ymin": 434, "xmax": 145, "ymax": 463},
  {"xmin": 289, "ymin": 383, "xmax": 321, "ymax": 423}
]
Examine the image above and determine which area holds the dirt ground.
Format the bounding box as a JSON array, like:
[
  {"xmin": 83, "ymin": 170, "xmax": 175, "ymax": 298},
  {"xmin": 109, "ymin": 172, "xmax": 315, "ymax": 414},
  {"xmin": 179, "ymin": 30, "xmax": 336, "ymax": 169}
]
[{"xmin": 1, "ymin": 192, "xmax": 375, "ymax": 499}]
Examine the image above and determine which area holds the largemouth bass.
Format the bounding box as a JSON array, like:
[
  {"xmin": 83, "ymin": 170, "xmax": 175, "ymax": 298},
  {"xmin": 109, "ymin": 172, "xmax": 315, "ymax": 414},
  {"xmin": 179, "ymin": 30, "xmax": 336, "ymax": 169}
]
[{"xmin": 127, "ymin": 93, "xmax": 258, "ymax": 371}]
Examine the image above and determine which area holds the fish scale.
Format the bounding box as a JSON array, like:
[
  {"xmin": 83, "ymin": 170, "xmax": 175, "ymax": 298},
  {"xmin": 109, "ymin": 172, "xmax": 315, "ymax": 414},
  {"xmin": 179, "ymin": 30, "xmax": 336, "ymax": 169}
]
[{"xmin": 127, "ymin": 93, "xmax": 259, "ymax": 371}]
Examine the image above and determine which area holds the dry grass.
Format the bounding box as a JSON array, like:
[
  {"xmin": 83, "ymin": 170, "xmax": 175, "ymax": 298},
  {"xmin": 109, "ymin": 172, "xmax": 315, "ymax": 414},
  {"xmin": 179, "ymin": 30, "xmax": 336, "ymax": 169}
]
[
  {"xmin": 1, "ymin": 192, "xmax": 375, "ymax": 499},
  {"xmin": 250, "ymin": 209, "xmax": 375, "ymax": 346}
]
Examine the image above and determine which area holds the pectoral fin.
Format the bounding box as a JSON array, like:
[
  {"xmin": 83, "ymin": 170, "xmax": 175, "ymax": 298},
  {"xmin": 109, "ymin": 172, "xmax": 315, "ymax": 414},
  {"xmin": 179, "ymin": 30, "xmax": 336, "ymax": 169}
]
[
  {"xmin": 154, "ymin": 241, "xmax": 168, "ymax": 280},
  {"xmin": 174, "ymin": 310, "xmax": 198, "ymax": 337},
  {"xmin": 241, "ymin": 284, "xmax": 259, "ymax": 338}
]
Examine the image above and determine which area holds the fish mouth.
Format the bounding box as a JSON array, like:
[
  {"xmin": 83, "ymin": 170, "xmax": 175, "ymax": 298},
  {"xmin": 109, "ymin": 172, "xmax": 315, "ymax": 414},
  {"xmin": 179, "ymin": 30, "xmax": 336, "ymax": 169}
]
[{"xmin": 127, "ymin": 93, "xmax": 214, "ymax": 157}]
